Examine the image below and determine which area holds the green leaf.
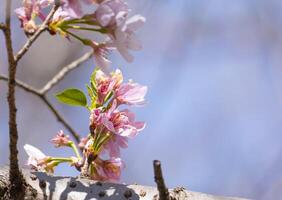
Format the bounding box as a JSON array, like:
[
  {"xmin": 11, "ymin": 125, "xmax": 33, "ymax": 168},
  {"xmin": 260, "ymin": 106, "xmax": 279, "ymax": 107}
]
[{"xmin": 55, "ymin": 88, "xmax": 87, "ymax": 107}]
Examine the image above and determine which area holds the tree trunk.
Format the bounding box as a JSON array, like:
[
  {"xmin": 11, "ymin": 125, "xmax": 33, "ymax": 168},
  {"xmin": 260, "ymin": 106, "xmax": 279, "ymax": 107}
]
[{"xmin": 0, "ymin": 166, "xmax": 249, "ymax": 200}]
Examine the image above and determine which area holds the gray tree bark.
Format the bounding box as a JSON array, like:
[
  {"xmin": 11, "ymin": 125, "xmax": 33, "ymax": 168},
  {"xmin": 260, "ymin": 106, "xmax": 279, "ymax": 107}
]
[{"xmin": 0, "ymin": 167, "xmax": 249, "ymax": 200}]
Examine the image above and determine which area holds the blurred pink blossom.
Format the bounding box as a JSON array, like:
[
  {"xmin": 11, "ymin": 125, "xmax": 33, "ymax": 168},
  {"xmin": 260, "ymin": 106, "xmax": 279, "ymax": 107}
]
[
  {"xmin": 78, "ymin": 137, "xmax": 89, "ymax": 149},
  {"xmin": 94, "ymin": 157, "xmax": 125, "ymax": 182},
  {"xmin": 94, "ymin": 0, "xmax": 128, "ymax": 27},
  {"xmin": 59, "ymin": 0, "xmax": 84, "ymax": 18},
  {"xmin": 104, "ymin": 134, "xmax": 128, "ymax": 157},
  {"xmin": 14, "ymin": 0, "xmax": 51, "ymax": 34},
  {"xmin": 116, "ymin": 82, "xmax": 147, "ymax": 106},
  {"xmin": 109, "ymin": 14, "xmax": 146, "ymax": 62},
  {"xmin": 91, "ymin": 42, "xmax": 112, "ymax": 73},
  {"xmin": 53, "ymin": 0, "xmax": 92, "ymax": 21},
  {"xmin": 94, "ymin": 0, "xmax": 145, "ymax": 62}
]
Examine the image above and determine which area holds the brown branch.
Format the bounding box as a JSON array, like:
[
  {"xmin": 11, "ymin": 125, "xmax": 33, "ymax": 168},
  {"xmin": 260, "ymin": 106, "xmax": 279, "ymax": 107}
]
[
  {"xmin": 1, "ymin": 1, "xmax": 83, "ymax": 196},
  {"xmin": 3, "ymin": 0, "xmax": 26, "ymax": 198},
  {"xmin": 1, "ymin": 50, "xmax": 93, "ymax": 144},
  {"xmin": 14, "ymin": 4, "xmax": 59, "ymax": 63},
  {"xmin": 153, "ymin": 160, "xmax": 170, "ymax": 200},
  {"xmin": 40, "ymin": 51, "xmax": 93, "ymax": 94},
  {"xmin": 0, "ymin": 75, "xmax": 39, "ymax": 96}
]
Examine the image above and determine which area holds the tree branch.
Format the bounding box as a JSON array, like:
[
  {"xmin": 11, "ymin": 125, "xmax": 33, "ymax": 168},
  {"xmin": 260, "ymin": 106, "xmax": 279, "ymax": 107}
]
[
  {"xmin": 0, "ymin": 74, "xmax": 81, "ymax": 144},
  {"xmin": 40, "ymin": 51, "xmax": 93, "ymax": 94},
  {"xmin": 1, "ymin": 50, "xmax": 93, "ymax": 144},
  {"xmin": 0, "ymin": 75, "xmax": 39, "ymax": 96},
  {"xmin": 3, "ymin": 0, "xmax": 26, "ymax": 198},
  {"xmin": 0, "ymin": 166, "xmax": 249, "ymax": 200},
  {"xmin": 14, "ymin": 5, "xmax": 59, "ymax": 63},
  {"xmin": 40, "ymin": 96, "xmax": 81, "ymax": 143},
  {"xmin": 153, "ymin": 160, "xmax": 170, "ymax": 200}
]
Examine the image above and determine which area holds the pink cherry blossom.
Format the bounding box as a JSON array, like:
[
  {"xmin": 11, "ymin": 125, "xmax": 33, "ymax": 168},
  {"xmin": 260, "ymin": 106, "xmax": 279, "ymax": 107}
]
[
  {"xmin": 89, "ymin": 108, "xmax": 104, "ymax": 132},
  {"xmin": 93, "ymin": 157, "xmax": 125, "ymax": 182},
  {"xmin": 94, "ymin": 0, "xmax": 145, "ymax": 63},
  {"xmin": 15, "ymin": 0, "xmax": 51, "ymax": 34},
  {"xmin": 94, "ymin": 69, "xmax": 123, "ymax": 104},
  {"xmin": 116, "ymin": 82, "xmax": 147, "ymax": 106},
  {"xmin": 51, "ymin": 130, "xmax": 71, "ymax": 147},
  {"xmin": 103, "ymin": 134, "xmax": 128, "ymax": 157},
  {"xmin": 102, "ymin": 101, "xmax": 145, "ymax": 138},
  {"xmin": 89, "ymin": 99, "xmax": 145, "ymax": 157},
  {"xmin": 101, "ymin": 157, "xmax": 124, "ymax": 182}
]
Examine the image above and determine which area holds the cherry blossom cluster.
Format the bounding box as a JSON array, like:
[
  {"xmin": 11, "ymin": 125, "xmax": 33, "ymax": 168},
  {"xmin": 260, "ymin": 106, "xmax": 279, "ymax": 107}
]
[
  {"xmin": 19, "ymin": 0, "xmax": 147, "ymax": 182},
  {"xmin": 15, "ymin": 0, "xmax": 145, "ymax": 73},
  {"xmin": 24, "ymin": 68, "xmax": 147, "ymax": 182}
]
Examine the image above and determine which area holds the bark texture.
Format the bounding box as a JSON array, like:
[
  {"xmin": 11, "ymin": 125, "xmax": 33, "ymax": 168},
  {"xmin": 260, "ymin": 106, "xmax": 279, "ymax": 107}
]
[
  {"xmin": 3, "ymin": 1, "xmax": 26, "ymax": 198},
  {"xmin": 0, "ymin": 167, "xmax": 249, "ymax": 200}
]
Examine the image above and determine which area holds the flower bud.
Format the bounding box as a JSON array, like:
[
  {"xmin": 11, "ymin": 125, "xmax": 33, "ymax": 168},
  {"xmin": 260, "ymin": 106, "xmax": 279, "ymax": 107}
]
[
  {"xmin": 24, "ymin": 20, "xmax": 37, "ymax": 36},
  {"xmin": 51, "ymin": 130, "xmax": 72, "ymax": 147}
]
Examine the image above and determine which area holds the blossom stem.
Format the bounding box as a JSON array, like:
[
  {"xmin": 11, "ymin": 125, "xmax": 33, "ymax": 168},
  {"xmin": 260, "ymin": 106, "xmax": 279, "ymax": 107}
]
[
  {"xmin": 92, "ymin": 132, "xmax": 100, "ymax": 151},
  {"xmin": 104, "ymin": 96, "xmax": 115, "ymax": 111},
  {"xmin": 89, "ymin": 162, "xmax": 97, "ymax": 178},
  {"xmin": 66, "ymin": 19, "xmax": 99, "ymax": 26},
  {"xmin": 64, "ymin": 25, "xmax": 107, "ymax": 34},
  {"xmin": 63, "ymin": 29, "xmax": 90, "ymax": 45},
  {"xmin": 92, "ymin": 126, "xmax": 105, "ymax": 151},
  {"xmin": 50, "ymin": 157, "xmax": 73, "ymax": 162},
  {"xmin": 70, "ymin": 142, "xmax": 82, "ymax": 160},
  {"xmin": 95, "ymin": 132, "xmax": 111, "ymax": 153}
]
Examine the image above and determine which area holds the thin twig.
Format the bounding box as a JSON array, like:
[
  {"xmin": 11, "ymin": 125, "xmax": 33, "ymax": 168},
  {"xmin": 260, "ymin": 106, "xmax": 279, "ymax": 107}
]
[
  {"xmin": 14, "ymin": 5, "xmax": 59, "ymax": 63},
  {"xmin": 40, "ymin": 96, "xmax": 81, "ymax": 143},
  {"xmin": 153, "ymin": 160, "xmax": 170, "ymax": 200},
  {"xmin": 1, "ymin": 50, "xmax": 93, "ymax": 143},
  {"xmin": 0, "ymin": 23, "xmax": 6, "ymax": 30},
  {"xmin": 0, "ymin": 74, "xmax": 81, "ymax": 144},
  {"xmin": 40, "ymin": 51, "xmax": 93, "ymax": 94},
  {"xmin": 3, "ymin": 0, "xmax": 26, "ymax": 197},
  {"xmin": 0, "ymin": 75, "xmax": 81, "ymax": 143},
  {"xmin": 0, "ymin": 75, "xmax": 39, "ymax": 96}
]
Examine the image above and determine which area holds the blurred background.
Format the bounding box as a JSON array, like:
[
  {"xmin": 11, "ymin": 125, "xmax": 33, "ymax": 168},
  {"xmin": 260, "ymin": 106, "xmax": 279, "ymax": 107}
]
[{"xmin": 1, "ymin": 0, "xmax": 282, "ymax": 199}]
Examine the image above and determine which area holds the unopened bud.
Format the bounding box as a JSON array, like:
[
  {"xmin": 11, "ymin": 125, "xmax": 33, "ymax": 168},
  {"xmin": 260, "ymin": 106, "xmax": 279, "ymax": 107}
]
[{"xmin": 24, "ymin": 20, "xmax": 37, "ymax": 36}]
